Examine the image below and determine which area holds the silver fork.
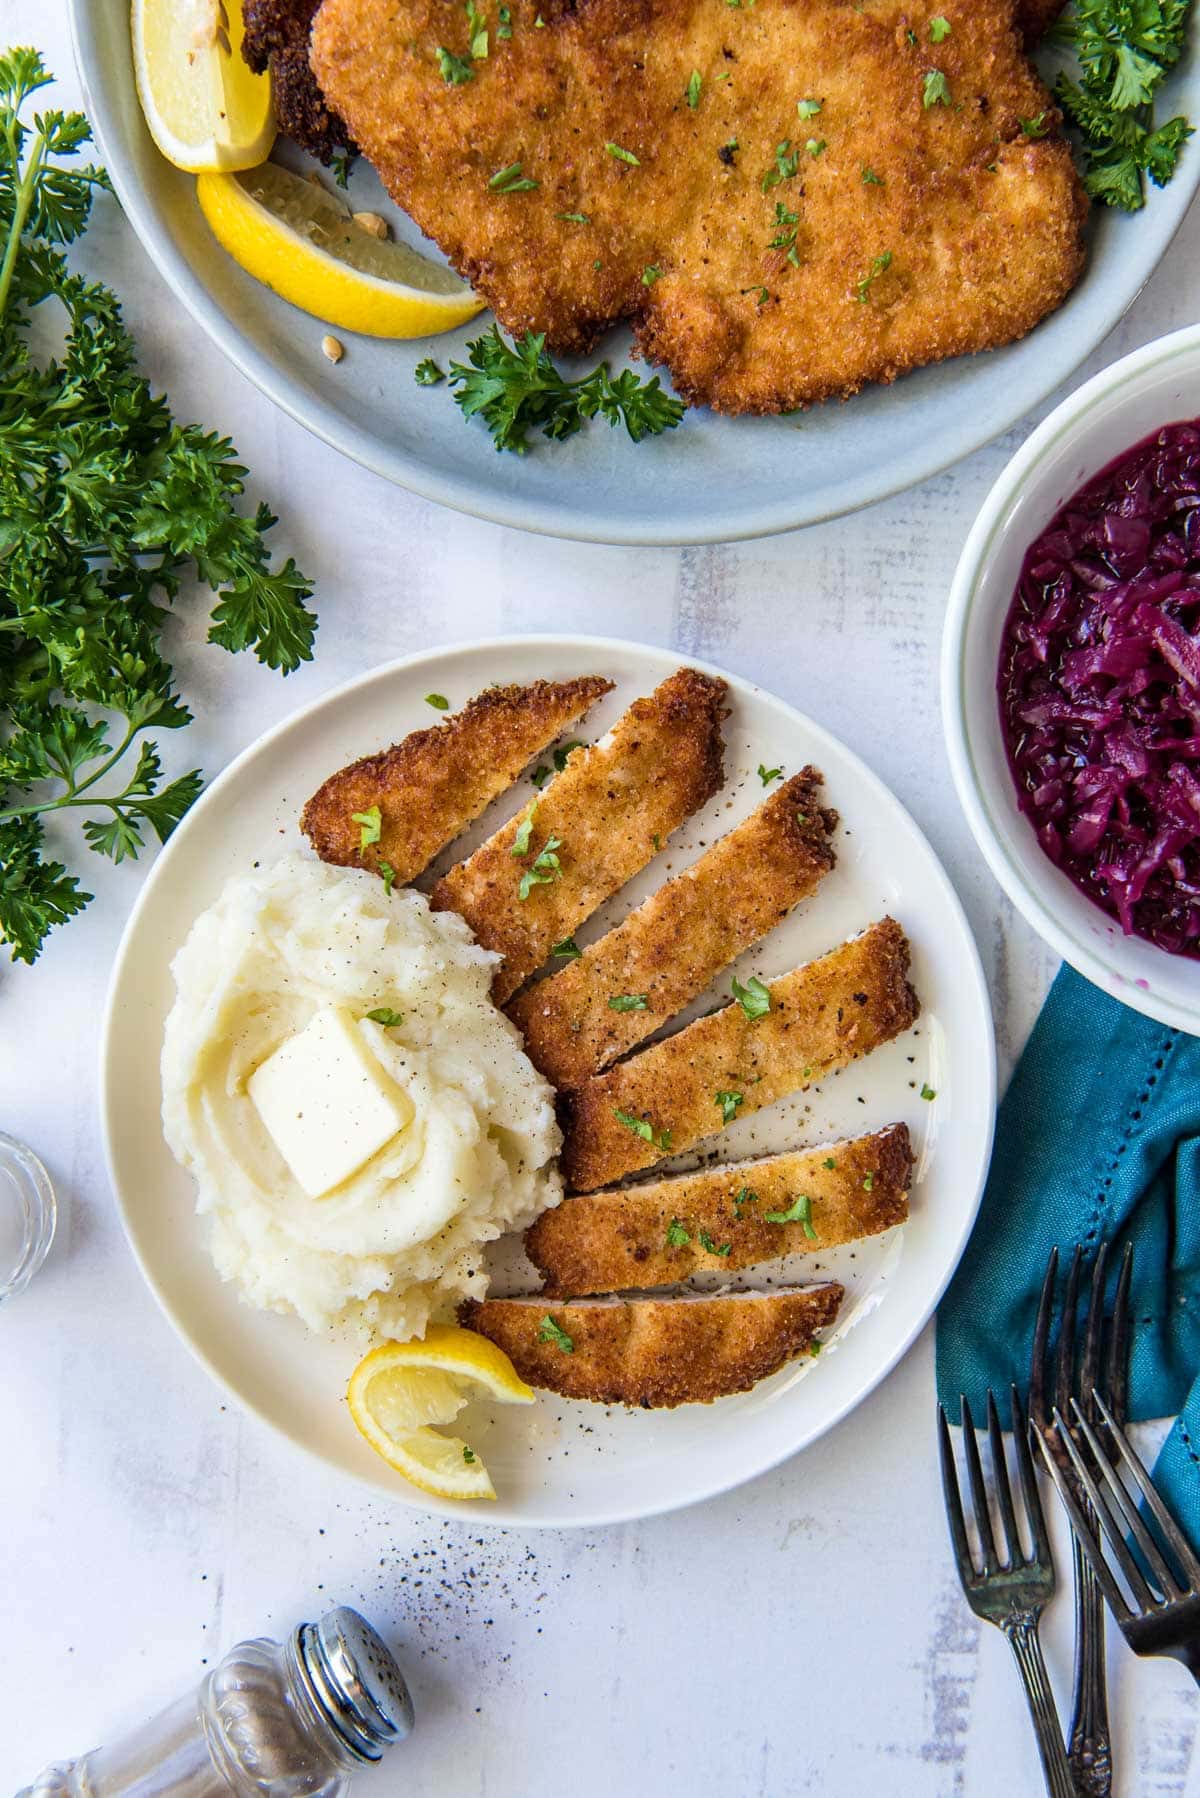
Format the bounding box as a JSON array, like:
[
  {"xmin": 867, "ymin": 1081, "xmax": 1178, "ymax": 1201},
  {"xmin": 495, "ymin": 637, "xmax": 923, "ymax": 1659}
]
[
  {"xmin": 937, "ymin": 1386, "xmax": 1076, "ymax": 1798},
  {"xmin": 1030, "ymin": 1242, "xmax": 1132, "ymax": 1796}
]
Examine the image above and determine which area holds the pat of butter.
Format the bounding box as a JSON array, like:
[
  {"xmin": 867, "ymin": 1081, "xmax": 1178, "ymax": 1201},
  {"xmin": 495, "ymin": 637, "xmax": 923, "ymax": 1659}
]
[{"xmin": 248, "ymin": 1006, "xmax": 414, "ymax": 1198}]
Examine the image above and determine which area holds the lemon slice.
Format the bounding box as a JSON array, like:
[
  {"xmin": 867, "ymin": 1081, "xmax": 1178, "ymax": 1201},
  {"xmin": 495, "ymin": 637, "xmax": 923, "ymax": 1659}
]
[
  {"xmin": 132, "ymin": 0, "xmax": 276, "ymax": 173},
  {"xmin": 196, "ymin": 164, "xmax": 484, "ymax": 338},
  {"xmin": 347, "ymin": 1325, "xmax": 535, "ymax": 1501}
]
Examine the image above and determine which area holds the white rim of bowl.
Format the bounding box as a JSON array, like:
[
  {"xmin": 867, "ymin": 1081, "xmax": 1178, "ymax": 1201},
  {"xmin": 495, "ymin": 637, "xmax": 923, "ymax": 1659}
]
[
  {"xmin": 943, "ymin": 320, "xmax": 1200, "ymax": 1034},
  {"xmin": 101, "ymin": 633, "xmax": 996, "ymax": 1528}
]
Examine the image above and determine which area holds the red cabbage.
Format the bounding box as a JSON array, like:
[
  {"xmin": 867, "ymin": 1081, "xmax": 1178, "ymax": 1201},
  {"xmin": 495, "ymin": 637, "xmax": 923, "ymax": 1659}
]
[{"xmin": 998, "ymin": 419, "xmax": 1200, "ymax": 956}]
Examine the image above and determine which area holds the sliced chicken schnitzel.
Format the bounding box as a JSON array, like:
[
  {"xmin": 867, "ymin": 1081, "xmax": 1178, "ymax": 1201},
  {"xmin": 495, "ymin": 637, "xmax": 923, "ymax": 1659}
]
[
  {"xmin": 461, "ymin": 1286, "xmax": 842, "ymax": 1404},
  {"xmin": 508, "ymin": 769, "xmax": 836, "ymax": 1088},
  {"xmin": 561, "ymin": 917, "xmax": 917, "ymax": 1191},
  {"xmin": 310, "ymin": 0, "xmax": 1086, "ymax": 412},
  {"xmin": 300, "ymin": 677, "xmax": 612, "ymax": 884},
  {"xmin": 527, "ymin": 1122, "xmax": 912, "ymax": 1294},
  {"xmin": 431, "ymin": 668, "xmax": 727, "ymax": 1003}
]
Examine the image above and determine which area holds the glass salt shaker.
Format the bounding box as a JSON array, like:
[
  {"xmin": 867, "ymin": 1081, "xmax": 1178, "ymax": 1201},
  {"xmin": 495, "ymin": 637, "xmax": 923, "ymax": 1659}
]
[
  {"xmin": 19, "ymin": 1606, "xmax": 414, "ymax": 1797},
  {"xmin": 0, "ymin": 1131, "xmax": 56, "ymax": 1300}
]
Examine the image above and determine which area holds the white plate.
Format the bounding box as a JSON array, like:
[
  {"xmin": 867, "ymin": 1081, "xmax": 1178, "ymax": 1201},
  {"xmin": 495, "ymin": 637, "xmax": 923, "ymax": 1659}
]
[
  {"xmin": 101, "ymin": 636, "xmax": 995, "ymax": 1527},
  {"xmin": 70, "ymin": 0, "xmax": 1200, "ymax": 544}
]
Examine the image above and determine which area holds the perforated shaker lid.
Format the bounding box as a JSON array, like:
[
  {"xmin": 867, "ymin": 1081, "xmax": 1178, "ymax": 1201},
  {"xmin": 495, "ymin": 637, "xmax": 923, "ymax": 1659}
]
[{"xmin": 298, "ymin": 1606, "xmax": 415, "ymax": 1762}]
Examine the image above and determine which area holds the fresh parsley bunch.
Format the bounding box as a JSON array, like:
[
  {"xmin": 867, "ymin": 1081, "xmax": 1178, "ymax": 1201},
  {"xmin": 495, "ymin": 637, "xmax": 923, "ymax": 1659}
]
[
  {"xmin": 0, "ymin": 49, "xmax": 316, "ymax": 965},
  {"xmin": 1052, "ymin": 0, "xmax": 1193, "ymax": 208},
  {"xmin": 445, "ymin": 326, "xmax": 685, "ymax": 454}
]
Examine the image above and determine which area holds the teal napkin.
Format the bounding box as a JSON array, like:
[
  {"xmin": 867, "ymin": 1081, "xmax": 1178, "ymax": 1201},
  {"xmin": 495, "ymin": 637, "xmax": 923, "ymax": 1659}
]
[{"xmin": 936, "ymin": 963, "xmax": 1200, "ymax": 1547}]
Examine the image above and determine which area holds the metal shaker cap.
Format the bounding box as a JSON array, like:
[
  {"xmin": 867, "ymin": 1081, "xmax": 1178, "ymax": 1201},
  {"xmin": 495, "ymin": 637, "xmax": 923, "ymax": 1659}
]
[{"xmin": 297, "ymin": 1606, "xmax": 415, "ymax": 1762}]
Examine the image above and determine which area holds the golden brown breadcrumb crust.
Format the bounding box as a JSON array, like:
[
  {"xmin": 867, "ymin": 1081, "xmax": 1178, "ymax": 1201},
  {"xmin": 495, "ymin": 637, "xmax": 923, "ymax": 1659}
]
[
  {"xmin": 460, "ymin": 1286, "xmax": 843, "ymax": 1405},
  {"xmin": 243, "ymin": 0, "xmax": 353, "ymax": 163},
  {"xmin": 432, "ymin": 668, "xmax": 728, "ymax": 1003},
  {"xmin": 507, "ymin": 769, "xmax": 836, "ymax": 1088},
  {"xmin": 527, "ymin": 1122, "xmax": 912, "ymax": 1294},
  {"xmin": 560, "ymin": 917, "xmax": 918, "ymax": 1191},
  {"xmin": 310, "ymin": 0, "xmax": 1087, "ymax": 412},
  {"xmin": 300, "ymin": 677, "xmax": 612, "ymax": 885}
]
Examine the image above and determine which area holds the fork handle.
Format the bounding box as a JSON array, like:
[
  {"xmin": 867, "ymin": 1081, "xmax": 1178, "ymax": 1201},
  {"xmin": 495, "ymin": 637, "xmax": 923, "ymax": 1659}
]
[
  {"xmin": 1003, "ymin": 1612, "xmax": 1077, "ymax": 1798},
  {"xmin": 1067, "ymin": 1532, "xmax": 1112, "ymax": 1794}
]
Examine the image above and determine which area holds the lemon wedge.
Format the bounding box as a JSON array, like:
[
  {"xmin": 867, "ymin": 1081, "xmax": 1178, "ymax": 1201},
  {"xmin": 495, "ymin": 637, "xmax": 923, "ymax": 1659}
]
[
  {"xmin": 196, "ymin": 164, "xmax": 484, "ymax": 338},
  {"xmin": 347, "ymin": 1325, "xmax": 535, "ymax": 1501},
  {"xmin": 132, "ymin": 0, "xmax": 276, "ymax": 173}
]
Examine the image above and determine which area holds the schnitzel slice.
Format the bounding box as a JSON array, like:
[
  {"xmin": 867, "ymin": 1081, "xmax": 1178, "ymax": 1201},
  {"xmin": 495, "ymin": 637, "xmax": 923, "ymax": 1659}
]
[
  {"xmin": 527, "ymin": 1122, "xmax": 912, "ymax": 1294},
  {"xmin": 460, "ymin": 1285, "xmax": 842, "ymax": 1405},
  {"xmin": 560, "ymin": 917, "xmax": 917, "ymax": 1191},
  {"xmin": 507, "ymin": 769, "xmax": 836, "ymax": 1088},
  {"xmin": 300, "ymin": 677, "xmax": 612, "ymax": 884},
  {"xmin": 310, "ymin": 0, "xmax": 1087, "ymax": 413},
  {"xmin": 431, "ymin": 668, "xmax": 727, "ymax": 1003}
]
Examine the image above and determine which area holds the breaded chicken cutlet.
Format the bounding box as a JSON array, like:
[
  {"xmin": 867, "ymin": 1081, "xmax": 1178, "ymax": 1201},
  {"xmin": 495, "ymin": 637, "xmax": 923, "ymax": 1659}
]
[
  {"xmin": 432, "ymin": 668, "xmax": 727, "ymax": 1003},
  {"xmin": 461, "ymin": 1285, "xmax": 842, "ymax": 1405},
  {"xmin": 561, "ymin": 917, "xmax": 918, "ymax": 1191},
  {"xmin": 300, "ymin": 676, "xmax": 612, "ymax": 884},
  {"xmin": 309, "ymin": 0, "xmax": 1087, "ymax": 412},
  {"xmin": 527, "ymin": 1122, "xmax": 912, "ymax": 1294},
  {"xmin": 508, "ymin": 769, "xmax": 837, "ymax": 1088},
  {"xmin": 243, "ymin": 0, "xmax": 352, "ymax": 163}
]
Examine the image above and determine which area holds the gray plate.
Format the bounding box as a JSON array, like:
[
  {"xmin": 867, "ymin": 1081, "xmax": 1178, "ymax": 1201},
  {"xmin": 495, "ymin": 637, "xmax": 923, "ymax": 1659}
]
[{"xmin": 71, "ymin": 0, "xmax": 1200, "ymax": 544}]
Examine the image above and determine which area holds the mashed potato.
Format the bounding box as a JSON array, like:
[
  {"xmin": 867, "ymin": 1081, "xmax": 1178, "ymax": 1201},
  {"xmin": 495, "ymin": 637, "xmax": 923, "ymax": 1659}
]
[{"xmin": 161, "ymin": 854, "xmax": 561, "ymax": 1342}]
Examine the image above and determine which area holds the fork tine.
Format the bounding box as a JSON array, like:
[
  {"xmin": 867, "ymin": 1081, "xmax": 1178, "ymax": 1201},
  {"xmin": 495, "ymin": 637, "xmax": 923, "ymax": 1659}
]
[
  {"xmin": 1055, "ymin": 1246, "xmax": 1082, "ymax": 1419},
  {"xmin": 1106, "ymin": 1244, "xmax": 1134, "ymax": 1423},
  {"xmin": 937, "ymin": 1403, "xmax": 976, "ymax": 1584},
  {"xmin": 1009, "ymin": 1384, "xmax": 1051, "ymax": 1568},
  {"xmin": 987, "ymin": 1389, "xmax": 1019, "ymax": 1568},
  {"xmin": 1029, "ymin": 1245, "xmax": 1058, "ymax": 1428},
  {"xmin": 1052, "ymin": 1405, "xmax": 1159, "ymax": 1612},
  {"xmin": 962, "ymin": 1394, "xmax": 1000, "ymax": 1574},
  {"xmin": 1091, "ymin": 1391, "xmax": 1200, "ymax": 1588},
  {"xmin": 1068, "ymin": 1399, "xmax": 1181, "ymax": 1599},
  {"xmin": 1034, "ymin": 1427, "xmax": 1132, "ymax": 1625},
  {"xmin": 1079, "ymin": 1239, "xmax": 1109, "ymax": 1424}
]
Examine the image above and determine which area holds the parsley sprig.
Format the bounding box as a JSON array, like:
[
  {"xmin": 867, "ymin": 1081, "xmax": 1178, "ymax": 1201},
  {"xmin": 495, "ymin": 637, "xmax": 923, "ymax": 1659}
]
[
  {"xmin": 0, "ymin": 50, "xmax": 316, "ymax": 965},
  {"xmin": 1052, "ymin": 0, "xmax": 1193, "ymax": 208},
  {"xmin": 446, "ymin": 326, "xmax": 685, "ymax": 454}
]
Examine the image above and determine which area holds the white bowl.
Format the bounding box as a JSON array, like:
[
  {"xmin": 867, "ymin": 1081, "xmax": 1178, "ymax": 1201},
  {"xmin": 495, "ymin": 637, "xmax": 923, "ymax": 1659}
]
[{"xmin": 943, "ymin": 322, "xmax": 1200, "ymax": 1035}]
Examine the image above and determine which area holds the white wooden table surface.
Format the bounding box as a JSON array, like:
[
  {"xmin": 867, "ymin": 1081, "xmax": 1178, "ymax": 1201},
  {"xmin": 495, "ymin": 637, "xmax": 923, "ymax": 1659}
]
[{"xmin": 2, "ymin": 7, "xmax": 1199, "ymax": 1790}]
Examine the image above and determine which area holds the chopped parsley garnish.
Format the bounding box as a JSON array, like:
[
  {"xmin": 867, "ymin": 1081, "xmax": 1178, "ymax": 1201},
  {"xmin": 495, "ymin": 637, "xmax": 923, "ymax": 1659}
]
[
  {"xmin": 715, "ymin": 1090, "xmax": 744, "ymax": 1124},
  {"xmin": 768, "ymin": 201, "xmax": 801, "ymax": 266},
  {"xmin": 1054, "ymin": 0, "xmax": 1193, "ymax": 210},
  {"xmin": 1020, "ymin": 111, "xmax": 1049, "ymax": 137},
  {"xmin": 687, "ymin": 69, "xmax": 703, "ymax": 108},
  {"xmin": 331, "ymin": 149, "xmax": 352, "ymax": 188},
  {"xmin": 920, "ymin": 1082, "xmax": 937, "ymax": 1100},
  {"xmin": 923, "ymin": 68, "xmax": 952, "ymax": 107},
  {"xmin": 614, "ymin": 1108, "xmax": 672, "ymax": 1151},
  {"xmin": 731, "ymin": 974, "xmax": 771, "ymax": 1020},
  {"xmin": 534, "ymin": 11, "xmax": 545, "ymax": 21},
  {"xmin": 823, "ymin": 1156, "xmax": 836, "ymax": 1170},
  {"xmin": 929, "ymin": 14, "xmax": 951, "ymax": 39},
  {"xmin": 642, "ymin": 264, "xmax": 663, "ymax": 285},
  {"xmin": 425, "ymin": 691, "xmax": 450, "ymax": 708},
  {"xmin": 796, "ymin": 97, "xmax": 823, "ymax": 118},
  {"xmin": 553, "ymin": 741, "xmax": 582, "ymax": 770},
  {"xmin": 861, "ymin": 164, "xmax": 884, "ymax": 184},
  {"xmin": 651, "ymin": 832, "xmax": 661, "ymax": 850},
  {"xmin": 512, "ymin": 802, "xmax": 538, "ymax": 856},
  {"xmin": 436, "ymin": 45, "xmax": 474, "ymax": 83},
  {"xmin": 742, "ymin": 283, "xmax": 771, "ymax": 306},
  {"xmin": 352, "ymin": 805, "xmax": 382, "ymax": 848},
  {"xmin": 854, "ymin": 250, "xmax": 892, "ymax": 302},
  {"xmin": 365, "ymin": 1007, "xmax": 404, "ymax": 1027},
  {"xmin": 531, "ymin": 764, "xmax": 551, "ymax": 788},
  {"xmin": 806, "ymin": 138, "xmax": 826, "ymax": 157},
  {"xmin": 609, "ymin": 993, "xmax": 649, "ymax": 1012},
  {"xmin": 466, "ymin": 0, "xmax": 489, "ymax": 56},
  {"xmin": 498, "ymin": 1, "xmax": 513, "ymax": 30},
  {"xmin": 557, "ymin": 211, "xmax": 591, "ymax": 223},
  {"xmin": 463, "ymin": 1445, "xmax": 477, "ymax": 1463},
  {"xmin": 764, "ymin": 1193, "xmax": 817, "ymax": 1238},
  {"xmin": 378, "ymin": 860, "xmax": 398, "ymax": 896},
  {"xmin": 489, "ymin": 161, "xmax": 539, "ymax": 193},
  {"xmin": 716, "ymin": 69, "xmax": 732, "ymax": 81},
  {"xmin": 446, "ymin": 327, "xmax": 685, "ymax": 452},
  {"xmin": 538, "ymin": 1314, "xmax": 575, "ymax": 1353},
  {"xmin": 732, "ymin": 1186, "xmax": 758, "ymax": 1216},
  {"xmin": 863, "ymin": 1171, "xmax": 876, "ymax": 1191},
  {"xmin": 699, "ymin": 1229, "xmax": 732, "ymax": 1256},
  {"xmin": 758, "ymin": 762, "xmax": 783, "ymax": 784},
  {"xmin": 666, "ymin": 1216, "xmax": 691, "ymax": 1246},
  {"xmin": 906, "ymin": 26, "xmax": 919, "ymax": 44},
  {"xmin": 518, "ymin": 835, "xmax": 563, "ymax": 898},
  {"xmin": 762, "ymin": 139, "xmax": 801, "ymax": 191},
  {"xmin": 414, "ymin": 358, "xmax": 445, "ymax": 385},
  {"xmin": 605, "ymin": 141, "xmax": 640, "ymax": 165},
  {"xmin": 551, "ymin": 936, "xmax": 582, "ymax": 958}
]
